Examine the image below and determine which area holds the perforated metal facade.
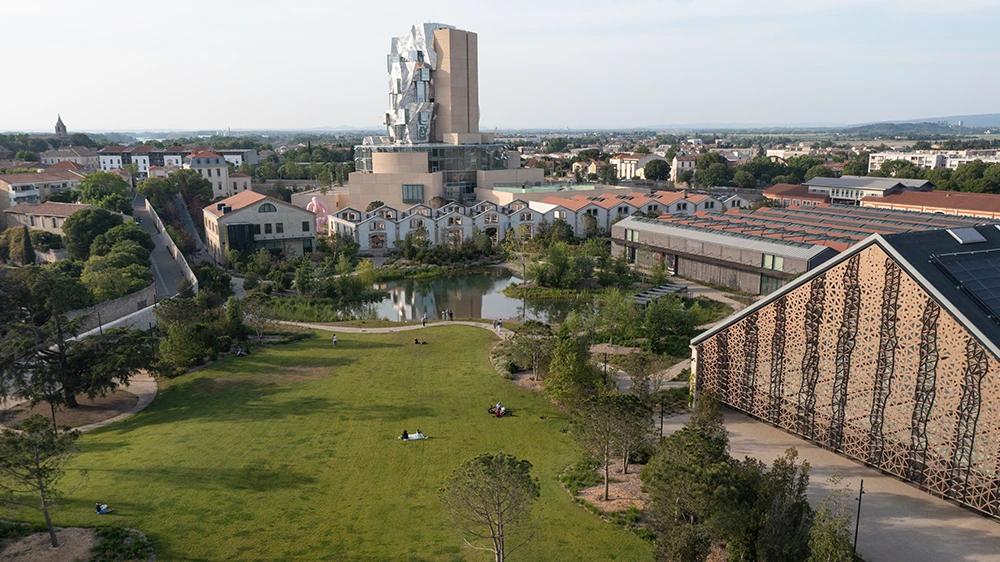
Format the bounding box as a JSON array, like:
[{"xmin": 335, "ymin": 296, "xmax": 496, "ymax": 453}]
[{"xmin": 694, "ymin": 241, "xmax": 1000, "ymax": 516}]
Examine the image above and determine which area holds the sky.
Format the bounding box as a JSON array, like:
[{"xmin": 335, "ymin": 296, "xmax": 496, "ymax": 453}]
[{"xmin": 4, "ymin": 0, "xmax": 1000, "ymax": 132}]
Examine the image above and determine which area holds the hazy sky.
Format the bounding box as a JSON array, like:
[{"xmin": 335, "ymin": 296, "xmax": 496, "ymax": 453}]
[{"xmin": 5, "ymin": 0, "xmax": 999, "ymax": 132}]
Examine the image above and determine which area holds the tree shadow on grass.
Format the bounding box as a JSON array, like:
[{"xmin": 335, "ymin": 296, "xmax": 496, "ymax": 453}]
[
  {"xmin": 100, "ymin": 381, "xmax": 341, "ymax": 434},
  {"xmin": 337, "ymin": 402, "xmax": 437, "ymax": 422}
]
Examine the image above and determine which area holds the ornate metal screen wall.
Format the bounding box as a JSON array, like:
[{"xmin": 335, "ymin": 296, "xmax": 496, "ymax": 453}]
[{"xmin": 695, "ymin": 243, "xmax": 1000, "ymax": 516}]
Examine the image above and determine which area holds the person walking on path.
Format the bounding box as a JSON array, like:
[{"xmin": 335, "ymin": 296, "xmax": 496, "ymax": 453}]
[
  {"xmin": 448, "ymin": 310, "xmax": 454, "ymax": 321},
  {"xmin": 497, "ymin": 319, "xmax": 502, "ymax": 333},
  {"xmin": 332, "ymin": 334, "xmax": 338, "ymax": 347},
  {"xmin": 422, "ymin": 313, "xmax": 428, "ymax": 327}
]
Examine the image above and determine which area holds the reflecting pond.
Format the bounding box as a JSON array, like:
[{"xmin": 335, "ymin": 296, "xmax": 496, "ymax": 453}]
[{"xmin": 341, "ymin": 268, "xmax": 582, "ymax": 324}]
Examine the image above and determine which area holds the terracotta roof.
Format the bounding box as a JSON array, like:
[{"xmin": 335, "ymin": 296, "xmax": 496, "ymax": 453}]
[
  {"xmin": 188, "ymin": 150, "xmax": 223, "ymax": 160},
  {"xmin": 41, "ymin": 146, "xmax": 97, "ymax": 158},
  {"xmin": 98, "ymin": 146, "xmax": 127, "ymax": 153},
  {"xmin": 674, "ymin": 154, "xmax": 700, "ymax": 162},
  {"xmin": 47, "ymin": 160, "xmax": 87, "ymax": 170},
  {"xmin": 3, "ymin": 201, "xmax": 92, "ymax": 218},
  {"xmin": 764, "ymin": 183, "xmax": 830, "ymax": 202},
  {"xmin": 230, "ymin": 173, "xmax": 250, "ymax": 178},
  {"xmin": 129, "ymin": 145, "xmax": 156, "ymax": 153},
  {"xmin": 862, "ymin": 190, "xmax": 1000, "ymax": 215},
  {"xmin": 537, "ymin": 196, "xmax": 596, "ymax": 212},
  {"xmin": 0, "ymin": 171, "xmax": 84, "ymax": 184},
  {"xmin": 204, "ymin": 190, "xmax": 267, "ymax": 217}
]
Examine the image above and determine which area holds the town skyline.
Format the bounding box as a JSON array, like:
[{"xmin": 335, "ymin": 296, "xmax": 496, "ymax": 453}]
[{"xmin": 4, "ymin": 0, "xmax": 1000, "ymax": 132}]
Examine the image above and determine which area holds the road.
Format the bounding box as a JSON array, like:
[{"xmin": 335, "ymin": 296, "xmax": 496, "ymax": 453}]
[
  {"xmin": 133, "ymin": 195, "xmax": 185, "ymax": 298},
  {"xmin": 662, "ymin": 410, "xmax": 1000, "ymax": 562}
]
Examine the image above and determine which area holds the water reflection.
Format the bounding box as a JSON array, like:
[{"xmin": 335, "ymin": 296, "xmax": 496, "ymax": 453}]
[{"xmin": 355, "ymin": 268, "xmax": 579, "ymax": 323}]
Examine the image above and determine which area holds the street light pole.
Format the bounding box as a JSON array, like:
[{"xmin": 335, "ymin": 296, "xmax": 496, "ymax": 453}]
[{"xmin": 854, "ymin": 479, "xmax": 865, "ymax": 554}]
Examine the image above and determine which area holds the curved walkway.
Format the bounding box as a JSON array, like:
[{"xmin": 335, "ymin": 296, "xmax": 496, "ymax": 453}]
[
  {"xmin": 75, "ymin": 373, "xmax": 158, "ymax": 432},
  {"xmin": 276, "ymin": 319, "xmax": 514, "ymax": 338}
]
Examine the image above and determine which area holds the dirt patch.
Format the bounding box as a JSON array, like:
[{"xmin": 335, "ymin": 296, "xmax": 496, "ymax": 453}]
[
  {"xmin": 576, "ymin": 462, "xmax": 648, "ymax": 513},
  {"xmin": 1, "ymin": 391, "xmax": 138, "ymax": 430},
  {"xmin": 510, "ymin": 371, "xmax": 543, "ymax": 392},
  {"xmin": 590, "ymin": 343, "xmax": 643, "ymax": 356},
  {"xmin": 0, "ymin": 528, "xmax": 96, "ymax": 562}
]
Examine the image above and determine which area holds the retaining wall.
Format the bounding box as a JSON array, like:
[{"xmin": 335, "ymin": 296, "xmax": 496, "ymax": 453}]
[{"xmin": 68, "ymin": 284, "xmax": 155, "ymax": 332}]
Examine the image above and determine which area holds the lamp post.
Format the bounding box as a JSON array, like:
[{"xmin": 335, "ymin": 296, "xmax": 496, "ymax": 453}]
[{"xmin": 854, "ymin": 479, "xmax": 865, "ymax": 554}]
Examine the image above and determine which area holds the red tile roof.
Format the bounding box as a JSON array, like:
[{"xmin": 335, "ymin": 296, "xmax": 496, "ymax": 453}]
[
  {"xmin": 204, "ymin": 190, "xmax": 267, "ymax": 217},
  {"xmin": 862, "ymin": 190, "xmax": 1000, "ymax": 215},
  {"xmin": 47, "ymin": 160, "xmax": 87, "ymax": 170},
  {"xmin": 230, "ymin": 173, "xmax": 250, "ymax": 178},
  {"xmin": 764, "ymin": 183, "xmax": 830, "ymax": 202},
  {"xmin": 188, "ymin": 150, "xmax": 223, "ymax": 160}
]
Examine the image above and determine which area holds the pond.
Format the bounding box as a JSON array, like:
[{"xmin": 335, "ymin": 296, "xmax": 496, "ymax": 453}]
[{"xmin": 341, "ymin": 268, "xmax": 582, "ymax": 324}]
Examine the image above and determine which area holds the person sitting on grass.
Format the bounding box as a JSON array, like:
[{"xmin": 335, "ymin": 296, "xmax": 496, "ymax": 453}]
[{"xmin": 95, "ymin": 502, "xmax": 113, "ymax": 514}]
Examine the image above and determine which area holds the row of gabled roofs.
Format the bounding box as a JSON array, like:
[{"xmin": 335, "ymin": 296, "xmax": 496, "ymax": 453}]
[
  {"xmin": 652, "ymin": 204, "xmax": 984, "ymax": 252},
  {"xmin": 537, "ymin": 190, "xmax": 717, "ymax": 212}
]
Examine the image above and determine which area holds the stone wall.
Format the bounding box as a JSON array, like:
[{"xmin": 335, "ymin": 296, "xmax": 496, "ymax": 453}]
[
  {"xmin": 144, "ymin": 199, "xmax": 198, "ymax": 293},
  {"xmin": 68, "ymin": 283, "xmax": 155, "ymax": 332}
]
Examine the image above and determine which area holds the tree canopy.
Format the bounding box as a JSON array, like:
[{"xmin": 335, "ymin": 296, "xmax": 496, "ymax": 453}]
[
  {"xmin": 643, "ymin": 159, "xmax": 671, "ymax": 181},
  {"xmin": 62, "ymin": 207, "xmax": 124, "ymax": 261}
]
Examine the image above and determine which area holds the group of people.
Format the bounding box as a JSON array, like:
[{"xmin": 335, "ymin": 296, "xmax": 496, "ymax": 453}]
[
  {"xmin": 442, "ymin": 309, "xmax": 454, "ymax": 321},
  {"xmin": 488, "ymin": 401, "xmax": 508, "ymax": 417},
  {"xmin": 399, "ymin": 429, "xmax": 426, "ymax": 440},
  {"xmin": 235, "ymin": 347, "xmax": 250, "ymax": 357},
  {"xmin": 492, "ymin": 319, "xmax": 504, "ymax": 333}
]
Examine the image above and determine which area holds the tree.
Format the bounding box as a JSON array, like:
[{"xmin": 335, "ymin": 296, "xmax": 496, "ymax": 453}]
[
  {"xmin": 545, "ymin": 335, "xmax": 600, "ymax": 405},
  {"xmin": 677, "ymin": 169, "xmax": 694, "ymax": 185},
  {"xmin": 871, "ymin": 159, "xmax": 920, "ymax": 179},
  {"xmin": 808, "ymin": 475, "xmax": 856, "ymax": 562},
  {"xmin": 615, "ymin": 393, "xmax": 653, "ymax": 474},
  {"xmin": 69, "ymin": 133, "xmax": 95, "ymax": 148},
  {"xmin": 77, "ymin": 171, "xmax": 131, "ymax": 208},
  {"xmin": 10, "ymin": 226, "xmax": 35, "ymax": 265},
  {"xmin": 242, "ymin": 291, "xmax": 272, "ymax": 341},
  {"xmin": 0, "ymin": 415, "xmax": 79, "ymax": 547},
  {"xmin": 89, "ymin": 222, "xmax": 154, "ymax": 257},
  {"xmin": 696, "ymin": 162, "xmax": 730, "ymax": 187},
  {"xmin": 44, "ymin": 189, "xmax": 81, "ymax": 203},
  {"xmin": 644, "ymin": 159, "xmax": 671, "ymax": 181},
  {"xmin": 14, "ymin": 150, "xmax": 38, "ymax": 161},
  {"xmin": 576, "ymin": 394, "xmax": 622, "ymax": 500},
  {"xmin": 507, "ymin": 320, "xmax": 554, "ymax": 381},
  {"xmin": 733, "ymin": 169, "xmax": 757, "ymax": 189},
  {"xmin": 598, "ymin": 165, "xmax": 619, "ymax": 185},
  {"xmin": 841, "ymin": 152, "xmax": 870, "ymax": 176},
  {"xmin": 294, "ymin": 260, "xmax": 313, "ymax": 296},
  {"xmin": 440, "ymin": 452, "xmax": 540, "ymax": 562},
  {"xmin": 137, "ymin": 177, "xmax": 178, "ymax": 209},
  {"xmin": 804, "ymin": 164, "xmax": 834, "ymax": 182},
  {"xmin": 642, "ymin": 426, "xmax": 731, "ymax": 562},
  {"xmin": 365, "ymin": 200, "xmax": 385, "ymax": 212},
  {"xmin": 62, "ymin": 208, "xmax": 123, "ymax": 261}
]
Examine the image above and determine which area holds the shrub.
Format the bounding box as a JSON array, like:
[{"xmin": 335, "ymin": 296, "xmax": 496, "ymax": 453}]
[
  {"xmin": 559, "ymin": 459, "xmax": 602, "ymax": 495},
  {"xmin": 90, "ymin": 527, "xmax": 154, "ymax": 562}
]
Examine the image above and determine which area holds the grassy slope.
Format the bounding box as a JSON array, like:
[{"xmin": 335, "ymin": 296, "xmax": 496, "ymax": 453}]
[{"xmin": 47, "ymin": 326, "xmax": 651, "ymax": 561}]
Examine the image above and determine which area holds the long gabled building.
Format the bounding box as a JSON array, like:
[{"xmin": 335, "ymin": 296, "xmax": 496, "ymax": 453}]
[{"xmin": 691, "ymin": 224, "xmax": 1000, "ymax": 517}]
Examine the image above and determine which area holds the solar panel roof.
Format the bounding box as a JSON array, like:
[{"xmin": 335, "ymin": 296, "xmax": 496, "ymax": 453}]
[{"xmin": 933, "ymin": 249, "xmax": 1000, "ymax": 319}]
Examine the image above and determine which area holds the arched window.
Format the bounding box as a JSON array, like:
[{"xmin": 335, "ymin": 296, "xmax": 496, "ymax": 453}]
[{"xmin": 258, "ymin": 203, "xmax": 277, "ymax": 213}]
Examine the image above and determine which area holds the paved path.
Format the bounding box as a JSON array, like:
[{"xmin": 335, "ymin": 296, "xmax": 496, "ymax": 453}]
[
  {"xmin": 75, "ymin": 374, "xmax": 157, "ymax": 432},
  {"xmin": 661, "ymin": 410, "xmax": 1000, "ymax": 562},
  {"xmin": 276, "ymin": 319, "xmax": 514, "ymax": 338},
  {"xmin": 1, "ymin": 373, "xmax": 158, "ymax": 433},
  {"xmin": 133, "ymin": 196, "xmax": 184, "ymax": 298},
  {"xmin": 669, "ymin": 276, "xmax": 749, "ymax": 313}
]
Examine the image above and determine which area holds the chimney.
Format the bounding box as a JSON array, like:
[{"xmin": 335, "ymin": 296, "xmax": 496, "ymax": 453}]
[{"xmin": 217, "ymin": 203, "xmax": 225, "ymax": 211}]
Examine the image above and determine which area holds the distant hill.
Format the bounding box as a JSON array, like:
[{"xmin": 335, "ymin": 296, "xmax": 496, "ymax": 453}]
[{"xmin": 895, "ymin": 113, "xmax": 1000, "ymax": 128}]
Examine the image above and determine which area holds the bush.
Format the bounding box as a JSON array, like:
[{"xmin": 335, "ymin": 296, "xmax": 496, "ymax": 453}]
[
  {"xmin": 559, "ymin": 459, "xmax": 602, "ymax": 495},
  {"xmin": 90, "ymin": 527, "xmax": 155, "ymax": 562},
  {"xmin": 0, "ymin": 521, "xmax": 30, "ymax": 539}
]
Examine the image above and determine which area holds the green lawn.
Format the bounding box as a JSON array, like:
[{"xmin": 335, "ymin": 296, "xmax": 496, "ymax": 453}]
[{"xmin": 41, "ymin": 326, "xmax": 652, "ymax": 561}]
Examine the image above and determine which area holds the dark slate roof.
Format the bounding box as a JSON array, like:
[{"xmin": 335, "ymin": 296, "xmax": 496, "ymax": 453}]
[
  {"xmin": 804, "ymin": 175, "xmax": 931, "ymax": 191},
  {"xmin": 882, "ymin": 224, "xmax": 1000, "ymax": 352}
]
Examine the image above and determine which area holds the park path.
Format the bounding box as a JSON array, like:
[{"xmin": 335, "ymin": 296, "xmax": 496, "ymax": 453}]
[
  {"xmin": 0, "ymin": 373, "xmax": 157, "ymax": 434},
  {"xmin": 275, "ymin": 319, "xmax": 514, "ymax": 338}
]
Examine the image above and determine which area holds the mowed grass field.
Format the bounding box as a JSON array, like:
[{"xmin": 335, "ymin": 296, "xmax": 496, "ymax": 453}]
[{"xmin": 40, "ymin": 326, "xmax": 652, "ymax": 561}]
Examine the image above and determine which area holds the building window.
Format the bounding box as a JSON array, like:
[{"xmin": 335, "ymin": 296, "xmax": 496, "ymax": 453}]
[
  {"xmin": 372, "ymin": 221, "xmax": 386, "ymax": 231},
  {"xmin": 52, "ymin": 217, "xmax": 57, "ymax": 228},
  {"xmin": 303, "ymin": 239, "xmax": 313, "ymax": 254},
  {"xmin": 302, "ymin": 221, "xmax": 310, "ymax": 232},
  {"xmin": 258, "ymin": 203, "xmax": 277, "ymax": 213},
  {"xmin": 762, "ymin": 255, "xmax": 784, "ymax": 271},
  {"xmin": 29, "ymin": 216, "xmax": 35, "ymax": 226},
  {"xmin": 402, "ymin": 184, "xmax": 424, "ymax": 204},
  {"xmin": 265, "ymin": 223, "xmax": 273, "ymax": 234},
  {"xmin": 410, "ymin": 218, "xmax": 423, "ymax": 228},
  {"xmin": 276, "ymin": 222, "xmax": 284, "ymax": 234},
  {"xmin": 706, "ymin": 201, "xmax": 715, "ymax": 209},
  {"xmin": 520, "ymin": 212, "xmax": 533, "ymax": 221},
  {"xmin": 678, "ymin": 203, "xmax": 688, "ymax": 211},
  {"xmin": 554, "ymin": 210, "xmax": 566, "ymax": 219},
  {"xmin": 253, "ymin": 224, "xmax": 261, "ymax": 234}
]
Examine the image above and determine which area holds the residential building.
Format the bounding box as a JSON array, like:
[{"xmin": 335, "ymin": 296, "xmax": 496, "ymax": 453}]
[
  {"xmin": 203, "ymin": 191, "xmax": 317, "ymax": 263},
  {"xmin": 721, "ymin": 194, "xmax": 752, "ymax": 209},
  {"xmin": 861, "ymin": 190, "xmax": 1000, "ymax": 220},
  {"xmin": 0, "ymin": 171, "xmax": 84, "ymax": 224},
  {"xmin": 348, "ymin": 23, "xmax": 543, "ymax": 210},
  {"xmin": 39, "ymin": 146, "xmax": 99, "ymax": 170},
  {"xmin": 98, "ymin": 145, "xmax": 258, "ymax": 180},
  {"xmin": 670, "ymin": 154, "xmax": 698, "ymax": 182},
  {"xmin": 184, "ymin": 151, "xmax": 234, "ymax": 198},
  {"xmin": 609, "ymin": 153, "xmax": 668, "ymax": 180},
  {"xmin": 611, "ymin": 205, "xmax": 984, "ymax": 294},
  {"xmin": 869, "ymin": 151, "xmax": 947, "ymax": 172},
  {"xmin": 764, "ymin": 184, "xmax": 831, "ymax": 207},
  {"xmin": 2, "ymin": 201, "xmax": 92, "ymax": 234},
  {"xmin": 692, "ymin": 224, "xmax": 1000, "ymax": 518}
]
